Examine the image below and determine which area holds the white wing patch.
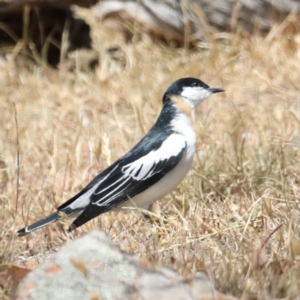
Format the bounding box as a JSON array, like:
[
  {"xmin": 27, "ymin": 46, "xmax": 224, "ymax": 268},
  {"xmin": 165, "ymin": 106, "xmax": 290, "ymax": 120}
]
[
  {"xmin": 122, "ymin": 134, "xmax": 186, "ymax": 180},
  {"xmin": 91, "ymin": 134, "xmax": 187, "ymax": 207}
]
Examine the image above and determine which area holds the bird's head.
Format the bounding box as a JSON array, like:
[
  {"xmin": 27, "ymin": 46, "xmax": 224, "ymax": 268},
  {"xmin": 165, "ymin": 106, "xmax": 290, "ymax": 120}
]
[{"xmin": 163, "ymin": 77, "xmax": 225, "ymax": 115}]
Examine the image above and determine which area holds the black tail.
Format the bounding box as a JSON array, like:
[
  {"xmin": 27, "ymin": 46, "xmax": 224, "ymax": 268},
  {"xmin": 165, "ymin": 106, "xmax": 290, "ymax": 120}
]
[{"xmin": 17, "ymin": 211, "xmax": 62, "ymax": 237}]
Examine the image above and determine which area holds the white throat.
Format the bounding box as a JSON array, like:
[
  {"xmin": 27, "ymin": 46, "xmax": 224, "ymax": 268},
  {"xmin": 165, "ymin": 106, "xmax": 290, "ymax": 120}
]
[
  {"xmin": 170, "ymin": 111, "xmax": 196, "ymax": 157},
  {"xmin": 181, "ymin": 86, "xmax": 212, "ymax": 108}
]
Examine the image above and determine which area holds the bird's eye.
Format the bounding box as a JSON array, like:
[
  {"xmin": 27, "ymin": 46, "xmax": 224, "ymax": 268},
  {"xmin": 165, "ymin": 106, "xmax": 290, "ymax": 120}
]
[{"xmin": 192, "ymin": 82, "xmax": 198, "ymax": 87}]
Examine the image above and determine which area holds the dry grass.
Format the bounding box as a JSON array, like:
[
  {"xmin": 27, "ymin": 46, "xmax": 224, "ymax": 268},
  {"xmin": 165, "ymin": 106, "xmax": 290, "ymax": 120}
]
[{"xmin": 1, "ymin": 8, "xmax": 300, "ymax": 299}]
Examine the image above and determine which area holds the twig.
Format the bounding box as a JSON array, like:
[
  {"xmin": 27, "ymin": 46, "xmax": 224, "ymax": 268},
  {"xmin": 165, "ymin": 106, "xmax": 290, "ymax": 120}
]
[
  {"xmin": 13, "ymin": 102, "xmax": 20, "ymax": 218},
  {"xmin": 10, "ymin": 102, "xmax": 20, "ymax": 262},
  {"xmin": 260, "ymin": 223, "xmax": 283, "ymax": 250}
]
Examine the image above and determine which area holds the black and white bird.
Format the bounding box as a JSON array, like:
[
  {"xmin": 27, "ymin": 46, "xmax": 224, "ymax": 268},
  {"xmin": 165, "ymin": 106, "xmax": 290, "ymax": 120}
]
[{"xmin": 17, "ymin": 77, "xmax": 224, "ymax": 237}]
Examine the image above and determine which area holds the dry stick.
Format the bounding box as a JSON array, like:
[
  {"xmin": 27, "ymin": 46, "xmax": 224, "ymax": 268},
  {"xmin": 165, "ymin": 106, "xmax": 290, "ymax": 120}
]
[
  {"xmin": 257, "ymin": 223, "xmax": 283, "ymax": 269},
  {"xmin": 261, "ymin": 224, "xmax": 283, "ymax": 251},
  {"xmin": 59, "ymin": 17, "xmax": 70, "ymax": 69},
  {"xmin": 10, "ymin": 102, "xmax": 20, "ymax": 262}
]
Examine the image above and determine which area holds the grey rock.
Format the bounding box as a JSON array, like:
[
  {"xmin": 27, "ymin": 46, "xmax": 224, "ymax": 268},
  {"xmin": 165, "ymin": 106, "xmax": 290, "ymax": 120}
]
[{"xmin": 14, "ymin": 231, "xmax": 235, "ymax": 300}]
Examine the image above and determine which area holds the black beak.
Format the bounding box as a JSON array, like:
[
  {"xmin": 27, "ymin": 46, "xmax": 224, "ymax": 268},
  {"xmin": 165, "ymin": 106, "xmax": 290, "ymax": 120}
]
[{"xmin": 208, "ymin": 87, "xmax": 225, "ymax": 94}]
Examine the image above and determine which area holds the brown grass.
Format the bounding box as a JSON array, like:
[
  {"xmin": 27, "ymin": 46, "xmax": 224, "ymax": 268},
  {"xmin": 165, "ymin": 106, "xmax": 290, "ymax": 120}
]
[{"xmin": 1, "ymin": 8, "xmax": 300, "ymax": 299}]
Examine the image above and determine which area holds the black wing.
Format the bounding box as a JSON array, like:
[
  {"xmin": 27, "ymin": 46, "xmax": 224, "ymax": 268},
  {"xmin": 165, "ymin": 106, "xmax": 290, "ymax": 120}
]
[{"xmin": 69, "ymin": 131, "xmax": 187, "ymax": 229}]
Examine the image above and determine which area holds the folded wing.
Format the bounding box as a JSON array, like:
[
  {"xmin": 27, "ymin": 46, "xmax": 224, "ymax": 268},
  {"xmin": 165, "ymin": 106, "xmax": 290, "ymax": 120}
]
[{"xmin": 70, "ymin": 133, "xmax": 187, "ymax": 229}]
